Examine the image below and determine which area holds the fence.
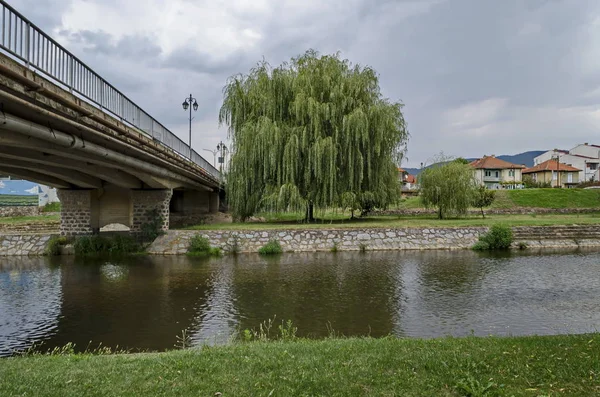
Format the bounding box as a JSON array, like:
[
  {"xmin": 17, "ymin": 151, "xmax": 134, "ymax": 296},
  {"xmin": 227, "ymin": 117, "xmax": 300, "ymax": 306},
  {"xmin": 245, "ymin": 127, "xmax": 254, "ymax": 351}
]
[{"xmin": 0, "ymin": 0, "xmax": 220, "ymax": 181}]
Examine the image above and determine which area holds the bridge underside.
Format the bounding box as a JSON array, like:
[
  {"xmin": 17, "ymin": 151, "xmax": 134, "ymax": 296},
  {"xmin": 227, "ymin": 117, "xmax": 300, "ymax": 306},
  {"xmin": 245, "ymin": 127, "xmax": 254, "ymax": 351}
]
[{"xmin": 0, "ymin": 53, "xmax": 222, "ymax": 236}]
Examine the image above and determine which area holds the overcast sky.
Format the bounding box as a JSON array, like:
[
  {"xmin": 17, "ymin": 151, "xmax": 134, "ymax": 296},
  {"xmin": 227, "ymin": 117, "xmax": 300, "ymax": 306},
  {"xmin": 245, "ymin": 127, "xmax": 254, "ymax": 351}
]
[{"xmin": 10, "ymin": 0, "xmax": 600, "ymax": 167}]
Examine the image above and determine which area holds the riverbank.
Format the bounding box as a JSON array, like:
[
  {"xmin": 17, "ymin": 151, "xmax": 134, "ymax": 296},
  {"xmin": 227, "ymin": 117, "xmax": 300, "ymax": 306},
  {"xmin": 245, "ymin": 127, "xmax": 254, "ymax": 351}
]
[
  {"xmin": 149, "ymin": 224, "xmax": 600, "ymax": 254},
  {"xmin": 2, "ymin": 223, "xmax": 600, "ymax": 255},
  {"xmin": 1, "ymin": 334, "xmax": 598, "ymax": 396}
]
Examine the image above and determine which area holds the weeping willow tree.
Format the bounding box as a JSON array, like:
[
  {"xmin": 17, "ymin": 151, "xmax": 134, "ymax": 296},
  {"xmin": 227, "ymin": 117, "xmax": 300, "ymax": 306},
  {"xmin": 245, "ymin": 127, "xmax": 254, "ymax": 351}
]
[
  {"xmin": 419, "ymin": 155, "xmax": 477, "ymax": 219},
  {"xmin": 219, "ymin": 50, "xmax": 409, "ymax": 221}
]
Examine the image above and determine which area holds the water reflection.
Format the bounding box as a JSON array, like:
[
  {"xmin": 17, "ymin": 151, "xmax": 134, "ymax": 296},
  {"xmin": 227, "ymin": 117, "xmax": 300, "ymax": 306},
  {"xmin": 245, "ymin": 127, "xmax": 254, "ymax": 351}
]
[
  {"xmin": 0, "ymin": 257, "xmax": 62, "ymax": 355},
  {"xmin": 1, "ymin": 249, "xmax": 600, "ymax": 356}
]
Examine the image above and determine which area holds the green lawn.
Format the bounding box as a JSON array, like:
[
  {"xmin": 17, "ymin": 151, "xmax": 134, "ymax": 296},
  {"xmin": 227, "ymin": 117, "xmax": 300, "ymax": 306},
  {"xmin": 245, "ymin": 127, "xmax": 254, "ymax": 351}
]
[
  {"xmin": 0, "ymin": 215, "xmax": 59, "ymax": 224},
  {"xmin": 0, "ymin": 194, "xmax": 37, "ymax": 206},
  {"xmin": 394, "ymin": 189, "xmax": 600, "ymax": 210},
  {"xmin": 1, "ymin": 334, "xmax": 598, "ymax": 396},
  {"xmin": 184, "ymin": 213, "xmax": 600, "ymax": 231},
  {"xmin": 507, "ymin": 189, "xmax": 600, "ymax": 208}
]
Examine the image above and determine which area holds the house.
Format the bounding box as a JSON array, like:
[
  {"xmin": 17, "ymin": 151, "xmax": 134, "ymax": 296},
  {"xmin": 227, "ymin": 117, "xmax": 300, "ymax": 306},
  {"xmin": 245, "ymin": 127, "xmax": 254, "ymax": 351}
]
[
  {"xmin": 398, "ymin": 168, "xmax": 417, "ymax": 190},
  {"xmin": 534, "ymin": 144, "xmax": 600, "ymax": 182},
  {"xmin": 469, "ymin": 155, "xmax": 525, "ymax": 189},
  {"xmin": 522, "ymin": 160, "xmax": 581, "ymax": 188}
]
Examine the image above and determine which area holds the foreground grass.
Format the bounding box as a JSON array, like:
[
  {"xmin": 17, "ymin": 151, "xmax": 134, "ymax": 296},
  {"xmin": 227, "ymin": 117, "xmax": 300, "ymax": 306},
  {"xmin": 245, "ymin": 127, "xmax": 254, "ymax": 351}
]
[
  {"xmin": 1, "ymin": 335, "xmax": 599, "ymax": 396},
  {"xmin": 0, "ymin": 214, "xmax": 59, "ymax": 224},
  {"xmin": 184, "ymin": 213, "xmax": 600, "ymax": 231}
]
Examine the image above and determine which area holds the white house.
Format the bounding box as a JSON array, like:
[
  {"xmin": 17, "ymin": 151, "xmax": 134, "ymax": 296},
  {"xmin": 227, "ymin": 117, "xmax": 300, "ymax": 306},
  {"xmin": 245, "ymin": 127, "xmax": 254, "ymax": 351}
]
[{"xmin": 534, "ymin": 143, "xmax": 600, "ymax": 182}]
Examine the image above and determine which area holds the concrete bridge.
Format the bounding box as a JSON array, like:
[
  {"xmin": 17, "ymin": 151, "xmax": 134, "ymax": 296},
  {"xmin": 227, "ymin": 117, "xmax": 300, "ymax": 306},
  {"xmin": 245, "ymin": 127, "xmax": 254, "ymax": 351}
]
[{"xmin": 0, "ymin": 1, "xmax": 221, "ymax": 236}]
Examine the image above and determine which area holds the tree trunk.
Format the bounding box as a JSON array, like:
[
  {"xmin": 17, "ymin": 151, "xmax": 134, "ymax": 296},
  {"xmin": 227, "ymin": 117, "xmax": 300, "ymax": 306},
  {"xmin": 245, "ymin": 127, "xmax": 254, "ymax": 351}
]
[
  {"xmin": 305, "ymin": 201, "xmax": 315, "ymax": 223},
  {"xmin": 481, "ymin": 207, "xmax": 485, "ymax": 218},
  {"xmin": 438, "ymin": 207, "xmax": 443, "ymax": 219}
]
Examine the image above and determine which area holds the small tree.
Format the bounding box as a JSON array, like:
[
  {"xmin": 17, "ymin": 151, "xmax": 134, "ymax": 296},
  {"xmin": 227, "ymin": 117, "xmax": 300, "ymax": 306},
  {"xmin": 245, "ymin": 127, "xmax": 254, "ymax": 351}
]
[
  {"xmin": 473, "ymin": 185, "xmax": 496, "ymax": 218},
  {"xmin": 419, "ymin": 155, "xmax": 476, "ymax": 219}
]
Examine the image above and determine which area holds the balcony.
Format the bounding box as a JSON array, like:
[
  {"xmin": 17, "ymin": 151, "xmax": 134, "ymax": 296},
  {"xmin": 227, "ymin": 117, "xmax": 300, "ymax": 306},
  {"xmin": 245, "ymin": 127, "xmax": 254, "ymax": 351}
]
[{"xmin": 483, "ymin": 176, "xmax": 501, "ymax": 182}]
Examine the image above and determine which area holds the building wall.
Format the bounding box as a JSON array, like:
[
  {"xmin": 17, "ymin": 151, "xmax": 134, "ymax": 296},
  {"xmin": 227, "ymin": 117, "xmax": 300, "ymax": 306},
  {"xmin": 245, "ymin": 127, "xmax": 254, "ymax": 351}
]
[
  {"xmin": 528, "ymin": 170, "xmax": 579, "ymax": 187},
  {"xmin": 570, "ymin": 144, "xmax": 600, "ymax": 159},
  {"xmin": 535, "ymin": 148, "xmax": 599, "ymax": 182},
  {"xmin": 473, "ymin": 168, "xmax": 523, "ymax": 189}
]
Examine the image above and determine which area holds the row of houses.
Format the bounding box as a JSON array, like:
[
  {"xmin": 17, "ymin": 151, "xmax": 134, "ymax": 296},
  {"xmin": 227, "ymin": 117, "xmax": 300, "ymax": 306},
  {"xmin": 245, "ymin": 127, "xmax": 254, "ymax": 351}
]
[{"xmin": 399, "ymin": 143, "xmax": 599, "ymax": 190}]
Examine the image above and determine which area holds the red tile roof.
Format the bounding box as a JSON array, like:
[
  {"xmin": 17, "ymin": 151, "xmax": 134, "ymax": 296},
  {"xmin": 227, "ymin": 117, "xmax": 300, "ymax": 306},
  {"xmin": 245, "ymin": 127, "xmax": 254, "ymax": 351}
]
[
  {"xmin": 469, "ymin": 156, "xmax": 526, "ymax": 170},
  {"xmin": 405, "ymin": 175, "xmax": 416, "ymax": 183},
  {"xmin": 523, "ymin": 159, "xmax": 581, "ymax": 174}
]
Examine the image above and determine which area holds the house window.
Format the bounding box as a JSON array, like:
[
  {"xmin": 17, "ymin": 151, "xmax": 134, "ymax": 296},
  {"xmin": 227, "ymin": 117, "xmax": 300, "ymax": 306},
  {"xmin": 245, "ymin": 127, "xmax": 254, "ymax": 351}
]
[
  {"xmin": 508, "ymin": 170, "xmax": 515, "ymax": 177},
  {"xmin": 552, "ymin": 171, "xmax": 557, "ymax": 180},
  {"xmin": 589, "ymin": 163, "xmax": 598, "ymax": 170},
  {"xmin": 532, "ymin": 173, "xmax": 537, "ymax": 182},
  {"xmin": 485, "ymin": 171, "xmax": 491, "ymax": 177},
  {"xmin": 495, "ymin": 171, "xmax": 499, "ymax": 178}
]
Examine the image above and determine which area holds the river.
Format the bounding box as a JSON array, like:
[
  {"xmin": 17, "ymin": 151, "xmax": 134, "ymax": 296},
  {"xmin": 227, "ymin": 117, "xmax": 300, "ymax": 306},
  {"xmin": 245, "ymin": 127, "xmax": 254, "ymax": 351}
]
[{"xmin": 1, "ymin": 249, "xmax": 599, "ymax": 356}]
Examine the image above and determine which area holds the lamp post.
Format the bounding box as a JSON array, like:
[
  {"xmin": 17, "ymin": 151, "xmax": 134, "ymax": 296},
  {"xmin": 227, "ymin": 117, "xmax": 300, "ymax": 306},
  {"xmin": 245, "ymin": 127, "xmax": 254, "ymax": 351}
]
[
  {"xmin": 217, "ymin": 141, "xmax": 228, "ymax": 174},
  {"xmin": 182, "ymin": 94, "xmax": 199, "ymax": 159},
  {"xmin": 552, "ymin": 150, "xmax": 560, "ymax": 188},
  {"xmin": 203, "ymin": 149, "xmax": 218, "ymax": 168}
]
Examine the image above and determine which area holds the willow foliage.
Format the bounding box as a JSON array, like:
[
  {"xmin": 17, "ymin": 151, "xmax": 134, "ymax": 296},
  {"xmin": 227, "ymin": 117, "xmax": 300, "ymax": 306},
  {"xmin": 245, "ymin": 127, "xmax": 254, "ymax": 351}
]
[
  {"xmin": 419, "ymin": 156, "xmax": 477, "ymax": 219},
  {"xmin": 220, "ymin": 50, "xmax": 409, "ymax": 221}
]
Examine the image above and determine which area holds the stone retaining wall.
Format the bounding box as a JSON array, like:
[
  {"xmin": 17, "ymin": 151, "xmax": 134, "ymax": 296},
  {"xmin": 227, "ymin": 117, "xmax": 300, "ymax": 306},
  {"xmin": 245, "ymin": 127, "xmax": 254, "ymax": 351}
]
[
  {"xmin": 149, "ymin": 227, "xmax": 488, "ymax": 255},
  {"xmin": 0, "ymin": 206, "xmax": 41, "ymax": 217},
  {"xmin": 0, "ymin": 234, "xmax": 53, "ymax": 256}
]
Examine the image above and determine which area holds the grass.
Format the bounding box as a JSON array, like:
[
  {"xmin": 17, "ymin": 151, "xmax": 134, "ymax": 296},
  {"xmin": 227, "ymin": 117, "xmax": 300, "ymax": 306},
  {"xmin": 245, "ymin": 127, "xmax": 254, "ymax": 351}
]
[
  {"xmin": 391, "ymin": 189, "xmax": 600, "ymax": 210},
  {"xmin": 1, "ymin": 334, "xmax": 599, "ymax": 396},
  {"xmin": 506, "ymin": 188, "xmax": 600, "ymax": 208},
  {"xmin": 0, "ymin": 214, "xmax": 59, "ymax": 224},
  {"xmin": 0, "ymin": 194, "xmax": 37, "ymax": 206},
  {"xmin": 184, "ymin": 213, "xmax": 600, "ymax": 231}
]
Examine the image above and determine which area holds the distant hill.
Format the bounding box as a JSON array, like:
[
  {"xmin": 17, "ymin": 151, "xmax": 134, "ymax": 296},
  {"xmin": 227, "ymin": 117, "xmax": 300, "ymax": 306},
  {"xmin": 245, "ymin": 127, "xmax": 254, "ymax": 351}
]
[{"xmin": 402, "ymin": 150, "xmax": 546, "ymax": 175}]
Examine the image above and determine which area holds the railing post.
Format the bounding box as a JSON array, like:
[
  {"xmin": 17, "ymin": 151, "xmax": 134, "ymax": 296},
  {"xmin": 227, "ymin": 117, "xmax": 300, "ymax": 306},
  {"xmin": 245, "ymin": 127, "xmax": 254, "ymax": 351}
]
[{"xmin": 25, "ymin": 21, "xmax": 30, "ymax": 66}]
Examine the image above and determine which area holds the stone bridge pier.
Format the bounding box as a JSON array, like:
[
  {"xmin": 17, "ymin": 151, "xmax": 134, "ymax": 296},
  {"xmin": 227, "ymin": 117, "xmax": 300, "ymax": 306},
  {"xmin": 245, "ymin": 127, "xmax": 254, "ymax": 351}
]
[{"xmin": 57, "ymin": 187, "xmax": 219, "ymax": 237}]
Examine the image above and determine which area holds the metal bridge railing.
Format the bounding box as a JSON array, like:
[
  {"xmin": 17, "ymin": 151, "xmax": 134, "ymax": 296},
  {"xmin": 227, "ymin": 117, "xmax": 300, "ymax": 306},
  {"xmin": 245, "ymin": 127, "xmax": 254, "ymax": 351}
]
[{"xmin": 0, "ymin": 0, "xmax": 220, "ymax": 181}]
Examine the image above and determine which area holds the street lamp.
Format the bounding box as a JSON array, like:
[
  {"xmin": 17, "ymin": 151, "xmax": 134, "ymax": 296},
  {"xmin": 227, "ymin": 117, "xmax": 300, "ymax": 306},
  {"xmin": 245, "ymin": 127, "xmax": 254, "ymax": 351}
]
[
  {"xmin": 217, "ymin": 141, "xmax": 228, "ymax": 174},
  {"xmin": 182, "ymin": 94, "xmax": 199, "ymax": 159},
  {"xmin": 203, "ymin": 148, "xmax": 218, "ymax": 168}
]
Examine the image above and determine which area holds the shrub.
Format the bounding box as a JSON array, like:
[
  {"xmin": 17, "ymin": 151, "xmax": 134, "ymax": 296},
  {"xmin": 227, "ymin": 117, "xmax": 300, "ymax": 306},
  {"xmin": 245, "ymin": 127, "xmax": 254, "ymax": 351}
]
[
  {"xmin": 139, "ymin": 208, "xmax": 165, "ymax": 242},
  {"xmin": 73, "ymin": 235, "xmax": 139, "ymax": 256},
  {"xmin": 258, "ymin": 239, "xmax": 282, "ymax": 255},
  {"xmin": 473, "ymin": 224, "xmax": 513, "ymax": 250},
  {"xmin": 41, "ymin": 202, "xmax": 61, "ymax": 212},
  {"xmin": 45, "ymin": 236, "xmax": 67, "ymax": 256},
  {"xmin": 187, "ymin": 235, "xmax": 221, "ymax": 257}
]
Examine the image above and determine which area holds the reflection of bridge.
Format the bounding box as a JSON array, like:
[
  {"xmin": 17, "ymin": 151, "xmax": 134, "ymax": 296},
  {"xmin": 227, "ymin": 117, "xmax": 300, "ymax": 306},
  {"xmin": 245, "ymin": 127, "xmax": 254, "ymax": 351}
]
[{"xmin": 0, "ymin": 1, "xmax": 221, "ymax": 235}]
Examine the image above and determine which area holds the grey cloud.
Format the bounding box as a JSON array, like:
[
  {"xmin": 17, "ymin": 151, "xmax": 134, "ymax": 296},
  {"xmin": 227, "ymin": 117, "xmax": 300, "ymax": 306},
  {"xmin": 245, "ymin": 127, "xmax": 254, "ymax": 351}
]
[
  {"xmin": 7, "ymin": 0, "xmax": 600, "ymax": 166},
  {"xmin": 61, "ymin": 29, "xmax": 162, "ymax": 60}
]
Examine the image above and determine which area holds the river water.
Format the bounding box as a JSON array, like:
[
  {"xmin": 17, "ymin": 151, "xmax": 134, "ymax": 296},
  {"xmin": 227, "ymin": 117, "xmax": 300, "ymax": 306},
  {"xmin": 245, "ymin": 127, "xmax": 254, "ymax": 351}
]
[{"xmin": 1, "ymin": 249, "xmax": 599, "ymax": 355}]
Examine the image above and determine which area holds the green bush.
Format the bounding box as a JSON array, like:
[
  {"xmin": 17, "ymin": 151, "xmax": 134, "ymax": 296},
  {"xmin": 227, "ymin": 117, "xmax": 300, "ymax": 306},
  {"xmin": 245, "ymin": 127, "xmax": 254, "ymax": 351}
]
[
  {"xmin": 473, "ymin": 224, "xmax": 513, "ymax": 250},
  {"xmin": 41, "ymin": 202, "xmax": 61, "ymax": 212},
  {"xmin": 187, "ymin": 235, "xmax": 221, "ymax": 257},
  {"xmin": 45, "ymin": 236, "xmax": 67, "ymax": 256},
  {"xmin": 258, "ymin": 239, "xmax": 283, "ymax": 255},
  {"xmin": 73, "ymin": 235, "xmax": 139, "ymax": 256}
]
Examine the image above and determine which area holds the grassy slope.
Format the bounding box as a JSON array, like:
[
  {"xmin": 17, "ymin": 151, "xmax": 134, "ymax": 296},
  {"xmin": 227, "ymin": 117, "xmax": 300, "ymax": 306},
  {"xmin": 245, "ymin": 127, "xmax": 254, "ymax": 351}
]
[
  {"xmin": 507, "ymin": 189, "xmax": 600, "ymax": 208},
  {"xmin": 185, "ymin": 213, "xmax": 600, "ymax": 231},
  {"xmin": 0, "ymin": 195, "xmax": 37, "ymax": 206},
  {"xmin": 396, "ymin": 189, "xmax": 600, "ymax": 210},
  {"xmin": 0, "ymin": 215, "xmax": 59, "ymax": 224},
  {"xmin": 1, "ymin": 335, "xmax": 599, "ymax": 396}
]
